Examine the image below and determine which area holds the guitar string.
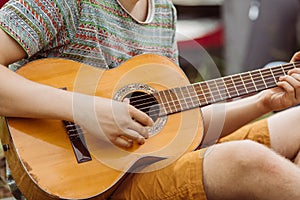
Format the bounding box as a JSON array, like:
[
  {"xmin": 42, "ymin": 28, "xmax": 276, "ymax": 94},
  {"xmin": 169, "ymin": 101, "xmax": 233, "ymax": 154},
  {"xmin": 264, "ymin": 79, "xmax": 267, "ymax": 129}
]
[
  {"xmin": 66, "ymin": 64, "xmax": 291, "ymax": 132},
  {"xmin": 128, "ymin": 62, "xmax": 297, "ymax": 106},
  {"xmin": 130, "ymin": 64, "xmax": 298, "ymax": 117},
  {"xmin": 154, "ymin": 70, "xmax": 286, "ymax": 113},
  {"xmin": 63, "ymin": 121, "xmax": 85, "ymax": 136},
  {"xmin": 63, "ymin": 63, "xmax": 300, "ymax": 134},
  {"xmin": 129, "ymin": 64, "xmax": 297, "ymax": 114},
  {"xmin": 132, "ymin": 73, "xmax": 280, "ymax": 113}
]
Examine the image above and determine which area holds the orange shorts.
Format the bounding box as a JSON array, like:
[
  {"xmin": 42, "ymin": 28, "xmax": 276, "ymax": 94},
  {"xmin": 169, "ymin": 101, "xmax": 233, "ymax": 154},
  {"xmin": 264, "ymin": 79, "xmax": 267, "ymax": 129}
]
[{"xmin": 110, "ymin": 118, "xmax": 270, "ymax": 200}]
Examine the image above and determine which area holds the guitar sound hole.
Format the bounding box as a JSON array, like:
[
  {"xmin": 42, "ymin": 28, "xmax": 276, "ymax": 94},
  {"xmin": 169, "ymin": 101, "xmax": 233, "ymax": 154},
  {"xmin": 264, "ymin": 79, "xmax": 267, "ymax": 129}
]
[{"xmin": 125, "ymin": 91, "xmax": 160, "ymax": 122}]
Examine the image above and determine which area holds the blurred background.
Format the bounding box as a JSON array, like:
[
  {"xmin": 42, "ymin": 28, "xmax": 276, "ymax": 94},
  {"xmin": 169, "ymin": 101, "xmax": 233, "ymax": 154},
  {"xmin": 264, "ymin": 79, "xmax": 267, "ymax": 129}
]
[
  {"xmin": 175, "ymin": 0, "xmax": 300, "ymax": 82},
  {"xmin": 1, "ymin": 0, "xmax": 300, "ymax": 80}
]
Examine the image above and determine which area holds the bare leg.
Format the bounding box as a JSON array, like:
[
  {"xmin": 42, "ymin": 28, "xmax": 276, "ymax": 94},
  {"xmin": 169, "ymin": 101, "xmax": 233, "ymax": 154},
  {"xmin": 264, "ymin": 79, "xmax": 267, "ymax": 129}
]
[
  {"xmin": 203, "ymin": 140, "xmax": 300, "ymax": 200},
  {"xmin": 294, "ymin": 152, "xmax": 300, "ymax": 165},
  {"xmin": 268, "ymin": 106, "xmax": 300, "ymax": 163}
]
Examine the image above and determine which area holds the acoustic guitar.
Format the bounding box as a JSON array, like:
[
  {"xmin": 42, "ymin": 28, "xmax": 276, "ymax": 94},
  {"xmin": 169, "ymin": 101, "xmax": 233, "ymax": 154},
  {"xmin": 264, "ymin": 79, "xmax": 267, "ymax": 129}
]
[{"xmin": 0, "ymin": 54, "xmax": 298, "ymax": 199}]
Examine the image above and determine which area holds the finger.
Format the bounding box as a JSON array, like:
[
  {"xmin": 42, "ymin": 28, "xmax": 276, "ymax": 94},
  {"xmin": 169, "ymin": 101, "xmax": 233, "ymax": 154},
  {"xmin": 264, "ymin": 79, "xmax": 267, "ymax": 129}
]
[
  {"xmin": 123, "ymin": 98, "xmax": 130, "ymax": 104},
  {"xmin": 277, "ymin": 81, "xmax": 294, "ymax": 93},
  {"xmin": 130, "ymin": 120, "xmax": 149, "ymax": 139},
  {"xmin": 290, "ymin": 51, "xmax": 300, "ymax": 62},
  {"xmin": 277, "ymin": 79, "xmax": 296, "ymax": 98},
  {"xmin": 279, "ymin": 75, "xmax": 300, "ymax": 90},
  {"xmin": 291, "ymin": 74, "xmax": 300, "ymax": 83},
  {"xmin": 128, "ymin": 105, "xmax": 154, "ymax": 126},
  {"xmin": 113, "ymin": 136, "xmax": 133, "ymax": 148},
  {"xmin": 123, "ymin": 129, "xmax": 146, "ymax": 145},
  {"xmin": 288, "ymin": 68, "xmax": 300, "ymax": 76}
]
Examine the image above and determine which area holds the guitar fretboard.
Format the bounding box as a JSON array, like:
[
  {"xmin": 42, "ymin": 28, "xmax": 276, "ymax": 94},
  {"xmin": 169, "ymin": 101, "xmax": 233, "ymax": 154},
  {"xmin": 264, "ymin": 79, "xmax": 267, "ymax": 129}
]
[{"xmin": 132, "ymin": 62, "xmax": 300, "ymax": 118}]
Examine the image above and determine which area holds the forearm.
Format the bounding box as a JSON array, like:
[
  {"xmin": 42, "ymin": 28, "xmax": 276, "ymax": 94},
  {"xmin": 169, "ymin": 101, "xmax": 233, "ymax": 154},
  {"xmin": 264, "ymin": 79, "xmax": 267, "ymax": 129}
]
[
  {"xmin": 0, "ymin": 64, "xmax": 74, "ymax": 121},
  {"xmin": 202, "ymin": 92, "xmax": 271, "ymax": 140}
]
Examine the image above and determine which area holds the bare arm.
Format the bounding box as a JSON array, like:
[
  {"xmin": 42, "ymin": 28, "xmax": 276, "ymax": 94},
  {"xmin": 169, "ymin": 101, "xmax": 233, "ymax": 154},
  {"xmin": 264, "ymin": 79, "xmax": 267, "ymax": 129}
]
[
  {"xmin": 201, "ymin": 93, "xmax": 269, "ymax": 144},
  {"xmin": 0, "ymin": 29, "xmax": 153, "ymax": 147},
  {"xmin": 0, "ymin": 28, "xmax": 74, "ymax": 120},
  {"xmin": 202, "ymin": 52, "xmax": 300, "ymax": 144},
  {"xmin": 0, "ymin": 28, "xmax": 26, "ymax": 65}
]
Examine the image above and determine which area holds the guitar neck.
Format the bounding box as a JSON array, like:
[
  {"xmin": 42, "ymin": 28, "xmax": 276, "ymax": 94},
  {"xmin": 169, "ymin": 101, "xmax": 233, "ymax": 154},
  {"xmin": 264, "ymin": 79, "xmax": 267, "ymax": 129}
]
[{"xmin": 154, "ymin": 62, "xmax": 300, "ymax": 116}]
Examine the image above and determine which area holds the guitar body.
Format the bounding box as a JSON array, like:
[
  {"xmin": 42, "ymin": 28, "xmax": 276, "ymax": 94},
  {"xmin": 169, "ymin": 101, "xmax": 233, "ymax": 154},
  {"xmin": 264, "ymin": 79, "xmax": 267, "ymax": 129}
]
[{"xmin": 0, "ymin": 54, "xmax": 203, "ymax": 199}]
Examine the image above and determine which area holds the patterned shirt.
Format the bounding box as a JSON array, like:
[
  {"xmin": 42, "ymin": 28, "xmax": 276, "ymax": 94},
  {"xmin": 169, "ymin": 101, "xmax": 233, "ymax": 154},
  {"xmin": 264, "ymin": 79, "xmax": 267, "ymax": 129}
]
[{"xmin": 0, "ymin": 0, "xmax": 178, "ymax": 69}]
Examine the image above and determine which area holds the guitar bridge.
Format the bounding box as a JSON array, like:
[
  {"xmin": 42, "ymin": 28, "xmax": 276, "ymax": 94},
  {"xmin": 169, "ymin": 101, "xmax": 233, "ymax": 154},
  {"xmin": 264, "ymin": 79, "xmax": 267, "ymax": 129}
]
[
  {"xmin": 60, "ymin": 87, "xmax": 92, "ymax": 163},
  {"xmin": 63, "ymin": 120, "xmax": 92, "ymax": 163}
]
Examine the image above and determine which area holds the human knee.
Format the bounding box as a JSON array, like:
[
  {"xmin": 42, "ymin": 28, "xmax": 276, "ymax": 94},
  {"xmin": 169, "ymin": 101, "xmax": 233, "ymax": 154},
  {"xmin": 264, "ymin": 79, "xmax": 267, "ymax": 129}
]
[
  {"xmin": 203, "ymin": 140, "xmax": 275, "ymax": 198},
  {"xmin": 212, "ymin": 140, "xmax": 274, "ymax": 171}
]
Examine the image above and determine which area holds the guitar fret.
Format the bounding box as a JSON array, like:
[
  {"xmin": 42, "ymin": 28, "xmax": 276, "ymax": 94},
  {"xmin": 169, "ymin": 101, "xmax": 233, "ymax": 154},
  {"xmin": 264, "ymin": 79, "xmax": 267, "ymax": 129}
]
[
  {"xmin": 231, "ymin": 76, "xmax": 240, "ymax": 96},
  {"xmin": 206, "ymin": 81, "xmax": 217, "ymax": 102},
  {"xmin": 212, "ymin": 79, "xmax": 226, "ymax": 102},
  {"xmin": 187, "ymin": 85, "xmax": 198, "ymax": 108},
  {"xmin": 261, "ymin": 68, "xmax": 276, "ymax": 88},
  {"xmin": 160, "ymin": 90, "xmax": 172, "ymax": 114},
  {"xmin": 232, "ymin": 74, "xmax": 247, "ymax": 96},
  {"xmin": 201, "ymin": 82, "xmax": 214, "ymax": 104},
  {"xmin": 215, "ymin": 78, "xmax": 228, "ymax": 100},
  {"xmin": 179, "ymin": 88, "xmax": 188, "ymax": 110},
  {"xmin": 242, "ymin": 72, "xmax": 256, "ymax": 93},
  {"xmin": 249, "ymin": 72, "xmax": 258, "ymax": 91},
  {"xmin": 166, "ymin": 89, "xmax": 179, "ymax": 113},
  {"xmin": 272, "ymin": 67, "xmax": 285, "ymax": 79},
  {"xmin": 219, "ymin": 77, "xmax": 231, "ymax": 98},
  {"xmin": 281, "ymin": 64, "xmax": 287, "ymax": 75},
  {"xmin": 194, "ymin": 83, "xmax": 208, "ymax": 106},
  {"xmin": 293, "ymin": 62, "xmax": 297, "ymax": 69},
  {"xmin": 179, "ymin": 86, "xmax": 195, "ymax": 110},
  {"xmin": 172, "ymin": 88, "xmax": 186, "ymax": 111},
  {"xmin": 199, "ymin": 83, "xmax": 209, "ymax": 105},
  {"xmin": 269, "ymin": 68, "xmax": 277, "ymax": 84},
  {"xmin": 239, "ymin": 74, "xmax": 248, "ymax": 94},
  {"xmin": 213, "ymin": 80, "xmax": 223, "ymax": 101},
  {"xmin": 170, "ymin": 88, "xmax": 182, "ymax": 111},
  {"xmin": 259, "ymin": 70, "xmax": 267, "ymax": 88},
  {"xmin": 153, "ymin": 92, "xmax": 167, "ymax": 116},
  {"xmin": 252, "ymin": 70, "xmax": 266, "ymax": 91},
  {"xmin": 223, "ymin": 76, "xmax": 238, "ymax": 97},
  {"xmin": 187, "ymin": 86, "xmax": 197, "ymax": 108}
]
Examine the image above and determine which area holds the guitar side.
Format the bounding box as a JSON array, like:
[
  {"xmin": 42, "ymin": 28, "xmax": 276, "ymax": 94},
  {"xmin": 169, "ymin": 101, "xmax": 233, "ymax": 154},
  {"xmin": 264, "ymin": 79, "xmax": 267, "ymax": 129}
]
[{"xmin": 0, "ymin": 54, "xmax": 204, "ymax": 199}]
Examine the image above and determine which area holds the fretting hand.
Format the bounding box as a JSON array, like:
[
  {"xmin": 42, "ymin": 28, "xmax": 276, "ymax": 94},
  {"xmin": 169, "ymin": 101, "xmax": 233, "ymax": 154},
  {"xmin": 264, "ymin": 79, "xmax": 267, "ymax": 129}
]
[{"xmin": 258, "ymin": 52, "xmax": 300, "ymax": 112}]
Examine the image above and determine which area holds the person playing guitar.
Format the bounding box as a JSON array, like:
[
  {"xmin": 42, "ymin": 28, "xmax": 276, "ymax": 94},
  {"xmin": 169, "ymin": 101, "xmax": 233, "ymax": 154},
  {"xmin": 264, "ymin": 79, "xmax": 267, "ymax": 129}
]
[{"xmin": 1, "ymin": 0, "xmax": 300, "ymax": 199}]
